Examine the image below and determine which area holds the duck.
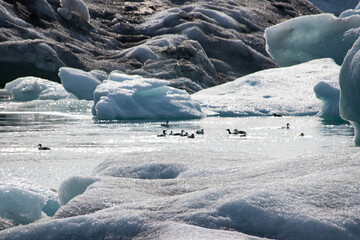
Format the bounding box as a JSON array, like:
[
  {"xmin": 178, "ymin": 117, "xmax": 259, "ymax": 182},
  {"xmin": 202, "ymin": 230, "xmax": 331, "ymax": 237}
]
[
  {"xmin": 226, "ymin": 129, "xmax": 247, "ymax": 136},
  {"xmin": 299, "ymin": 133, "xmax": 305, "ymax": 137},
  {"xmin": 187, "ymin": 133, "xmax": 195, "ymax": 138},
  {"xmin": 173, "ymin": 130, "xmax": 184, "ymax": 136},
  {"xmin": 233, "ymin": 129, "xmax": 247, "ymax": 136},
  {"xmin": 38, "ymin": 144, "xmax": 50, "ymax": 150},
  {"xmin": 161, "ymin": 121, "xmax": 169, "ymax": 127},
  {"xmin": 273, "ymin": 113, "xmax": 282, "ymax": 117},
  {"xmin": 157, "ymin": 130, "xmax": 167, "ymax": 137},
  {"xmin": 196, "ymin": 129, "xmax": 204, "ymax": 135},
  {"xmin": 281, "ymin": 123, "xmax": 290, "ymax": 129}
]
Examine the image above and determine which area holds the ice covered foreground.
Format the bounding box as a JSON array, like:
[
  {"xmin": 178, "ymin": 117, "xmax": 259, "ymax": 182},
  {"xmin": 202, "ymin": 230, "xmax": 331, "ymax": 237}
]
[
  {"xmin": 1, "ymin": 149, "xmax": 359, "ymax": 239},
  {"xmin": 92, "ymin": 72, "xmax": 204, "ymax": 120},
  {"xmin": 265, "ymin": 13, "xmax": 360, "ymax": 67},
  {"xmin": 193, "ymin": 58, "xmax": 340, "ymax": 118}
]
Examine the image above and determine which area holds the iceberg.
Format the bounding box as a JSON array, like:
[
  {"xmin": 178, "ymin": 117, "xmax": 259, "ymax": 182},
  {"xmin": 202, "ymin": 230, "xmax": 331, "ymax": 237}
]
[
  {"xmin": 340, "ymin": 36, "xmax": 360, "ymax": 146},
  {"xmin": 92, "ymin": 75, "xmax": 204, "ymax": 120},
  {"xmin": 59, "ymin": 67, "xmax": 101, "ymax": 101},
  {"xmin": 5, "ymin": 77, "xmax": 68, "ymax": 101},
  {"xmin": 265, "ymin": 13, "xmax": 360, "ymax": 67},
  {"xmin": 192, "ymin": 58, "xmax": 340, "ymax": 117}
]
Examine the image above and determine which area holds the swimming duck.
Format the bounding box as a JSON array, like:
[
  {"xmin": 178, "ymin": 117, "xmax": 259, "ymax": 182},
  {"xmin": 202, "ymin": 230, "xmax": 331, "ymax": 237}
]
[
  {"xmin": 161, "ymin": 121, "xmax": 169, "ymax": 127},
  {"xmin": 38, "ymin": 144, "xmax": 50, "ymax": 150},
  {"xmin": 226, "ymin": 129, "xmax": 247, "ymax": 136},
  {"xmin": 173, "ymin": 130, "xmax": 184, "ymax": 136},
  {"xmin": 187, "ymin": 133, "xmax": 195, "ymax": 138},
  {"xmin": 196, "ymin": 129, "xmax": 204, "ymax": 134},
  {"xmin": 273, "ymin": 113, "xmax": 282, "ymax": 117},
  {"xmin": 157, "ymin": 130, "xmax": 167, "ymax": 137}
]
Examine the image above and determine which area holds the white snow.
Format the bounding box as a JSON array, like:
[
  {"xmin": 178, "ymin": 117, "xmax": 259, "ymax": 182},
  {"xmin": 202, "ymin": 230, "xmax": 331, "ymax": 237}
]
[
  {"xmin": 192, "ymin": 58, "xmax": 340, "ymax": 117},
  {"xmin": 92, "ymin": 76, "xmax": 204, "ymax": 120},
  {"xmin": 265, "ymin": 13, "xmax": 360, "ymax": 66}
]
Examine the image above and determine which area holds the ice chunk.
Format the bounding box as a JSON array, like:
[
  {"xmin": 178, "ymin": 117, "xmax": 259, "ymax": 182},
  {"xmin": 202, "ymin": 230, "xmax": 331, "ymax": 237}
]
[
  {"xmin": 193, "ymin": 58, "xmax": 340, "ymax": 117},
  {"xmin": 5, "ymin": 77, "xmax": 68, "ymax": 101},
  {"xmin": 59, "ymin": 67, "xmax": 101, "ymax": 100},
  {"xmin": 0, "ymin": 178, "xmax": 59, "ymax": 226},
  {"xmin": 60, "ymin": 0, "xmax": 90, "ymax": 22},
  {"xmin": 92, "ymin": 76, "xmax": 204, "ymax": 120},
  {"xmin": 265, "ymin": 13, "xmax": 360, "ymax": 66},
  {"xmin": 339, "ymin": 36, "xmax": 360, "ymax": 146},
  {"xmin": 58, "ymin": 176, "xmax": 99, "ymax": 205},
  {"xmin": 0, "ymin": 187, "xmax": 46, "ymax": 225},
  {"xmin": 314, "ymin": 81, "xmax": 341, "ymax": 120}
]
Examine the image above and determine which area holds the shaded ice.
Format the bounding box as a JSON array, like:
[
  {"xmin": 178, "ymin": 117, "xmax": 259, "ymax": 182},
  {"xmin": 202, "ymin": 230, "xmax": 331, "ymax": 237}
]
[
  {"xmin": 313, "ymin": 81, "xmax": 341, "ymax": 120},
  {"xmin": 0, "ymin": 178, "xmax": 59, "ymax": 228},
  {"xmin": 192, "ymin": 58, "xmax": 340, "ymax": 117},
  {"xmin": 340, "ymin": 36, "xmax": 360, "ymax": 146},
  {"xmin": 265, "ymin": 13, "xmax": 360, "ymax": 67},
  {"xmin": 309, "ymin": 0, "xmax": 358, "ymax": 16},
  {"xmin": 59, "ymin": 67, "xmax": 101, "ymax": 101}
]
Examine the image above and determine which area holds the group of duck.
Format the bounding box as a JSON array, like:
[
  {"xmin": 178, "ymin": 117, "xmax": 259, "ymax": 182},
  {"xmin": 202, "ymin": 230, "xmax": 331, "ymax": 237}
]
[
  {"xmin": 157, "ymin": 121, "xmax": 248, "ymax": 138},
  {"xmin": 157, "ymin": 120, "xmax": 303, "ymax": 139}
]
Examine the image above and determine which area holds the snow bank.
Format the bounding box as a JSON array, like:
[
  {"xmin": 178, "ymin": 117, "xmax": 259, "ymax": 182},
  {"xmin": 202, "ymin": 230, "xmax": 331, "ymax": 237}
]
[
  {"xmin": 340, "ymin": 36, "xmax": 360, "ymax": 146},
  {"xmin": 314, "ymin": 81, "xmax": 341, "ymax": 120},
  {"xmin": 265, "ymin": 13, "xmax": 360, "ymax": 67},
  {"xmin": 92, "ymin": 75, "xmax": 204, "ymax": 120},
  {"xmin": 192, "ymin": 58, "xmax": 340, "ymax": 117},
  {"xmin": 5, "ymin": 77, "xmax": 68, "ymax": 101},
  {"xmin": 59, "ymin": 67, "xmax": 101, "ymax": 100}
]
